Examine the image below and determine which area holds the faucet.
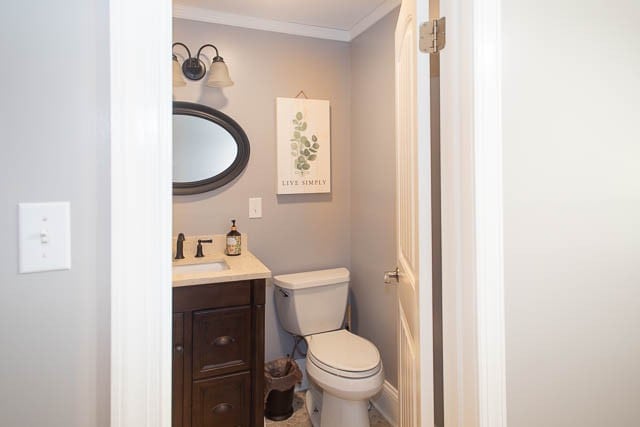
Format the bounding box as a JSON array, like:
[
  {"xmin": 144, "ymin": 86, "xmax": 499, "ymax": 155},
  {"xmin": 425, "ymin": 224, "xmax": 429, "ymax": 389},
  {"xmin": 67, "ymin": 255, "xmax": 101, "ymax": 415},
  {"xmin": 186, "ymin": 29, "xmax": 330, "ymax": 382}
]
[
  {"xmin": 195, "ymin": 239, "xmax": 213, "ymax": 258},
  {"xmin": 175, "ymin": 233, "xmax": 185, "ymax": 260}
]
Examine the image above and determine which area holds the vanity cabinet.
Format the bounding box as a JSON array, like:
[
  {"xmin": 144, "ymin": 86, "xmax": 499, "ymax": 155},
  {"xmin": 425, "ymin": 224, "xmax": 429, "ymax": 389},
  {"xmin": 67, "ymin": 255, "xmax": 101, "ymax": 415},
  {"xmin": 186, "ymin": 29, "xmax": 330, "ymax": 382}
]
[{"xmin": 173, "ymin": 279, "xmax": 265, "ymax": 427}]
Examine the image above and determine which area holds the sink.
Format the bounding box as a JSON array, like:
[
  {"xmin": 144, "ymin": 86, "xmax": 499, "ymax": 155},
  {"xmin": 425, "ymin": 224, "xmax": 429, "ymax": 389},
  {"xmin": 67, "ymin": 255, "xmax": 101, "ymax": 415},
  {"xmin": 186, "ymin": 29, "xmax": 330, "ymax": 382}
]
[{"xmin": 173, "ymin": 260, "xmax": 230, "ymax": 275}]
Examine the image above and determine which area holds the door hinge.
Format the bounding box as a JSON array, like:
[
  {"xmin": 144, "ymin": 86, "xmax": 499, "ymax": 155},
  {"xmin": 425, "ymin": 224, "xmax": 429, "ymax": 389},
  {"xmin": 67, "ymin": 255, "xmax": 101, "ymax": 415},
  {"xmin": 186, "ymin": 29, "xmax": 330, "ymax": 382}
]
[{"xmin": 420, "ymin": 17, "xmax": 446, "ymax": 54}]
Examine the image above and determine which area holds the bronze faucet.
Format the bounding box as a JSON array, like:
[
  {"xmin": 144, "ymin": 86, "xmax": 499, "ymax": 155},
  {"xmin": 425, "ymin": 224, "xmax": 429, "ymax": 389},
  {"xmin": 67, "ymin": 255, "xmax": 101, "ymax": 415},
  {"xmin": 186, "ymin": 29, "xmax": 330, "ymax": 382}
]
[
  {"xmin": 195, "ymin": 239, "xmax": 213, "ymax": 257},
  {"xmin": 175, "ymin": 233, "xmax": 185, "ymax": 260}
]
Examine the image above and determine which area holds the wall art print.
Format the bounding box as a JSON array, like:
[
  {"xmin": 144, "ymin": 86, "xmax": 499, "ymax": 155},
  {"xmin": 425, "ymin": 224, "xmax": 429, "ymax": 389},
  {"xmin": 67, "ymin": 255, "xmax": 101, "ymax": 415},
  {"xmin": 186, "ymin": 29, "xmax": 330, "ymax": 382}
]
[{"xmin": 276, "ymin": 97, "xmax": 331, "ymax": 194}]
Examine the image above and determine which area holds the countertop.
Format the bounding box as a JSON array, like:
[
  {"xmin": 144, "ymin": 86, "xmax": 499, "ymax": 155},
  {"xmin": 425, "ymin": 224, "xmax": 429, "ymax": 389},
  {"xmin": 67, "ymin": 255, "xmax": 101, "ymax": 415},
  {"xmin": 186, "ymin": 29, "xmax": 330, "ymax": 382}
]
[{"xmin": 172, "ymin": 234, "xmax": 271, "ymax": 287}]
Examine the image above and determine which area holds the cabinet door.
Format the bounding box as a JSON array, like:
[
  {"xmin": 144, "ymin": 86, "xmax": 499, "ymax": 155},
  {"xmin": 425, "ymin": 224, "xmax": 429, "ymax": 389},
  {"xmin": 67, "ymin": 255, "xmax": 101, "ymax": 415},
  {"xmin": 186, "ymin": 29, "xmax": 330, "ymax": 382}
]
[
  {"xmin": 172, "ymin": 313, "xmax": 185, "ymax": 427},
  {"xmin": 192, "ymin": 371, "xmax": 251, "ymax": 427},
  {"xmin": 192, "ymin": 306, "xmax": 251, "ymax": 379}
]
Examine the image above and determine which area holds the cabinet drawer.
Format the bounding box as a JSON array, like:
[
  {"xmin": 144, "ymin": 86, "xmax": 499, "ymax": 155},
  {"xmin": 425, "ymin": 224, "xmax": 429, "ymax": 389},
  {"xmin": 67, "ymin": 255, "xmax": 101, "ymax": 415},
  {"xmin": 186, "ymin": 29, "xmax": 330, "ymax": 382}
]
[
  {"xmin": 173, "ymin": 281, "xmax": 251, "ymax": 312},
  {"xmin": 193, "ymin": 306, "xmax": 251, "ymax": 379},
  {"xmin": 192, "ymin": 372, "xmax": 251, "ymax": 427}
]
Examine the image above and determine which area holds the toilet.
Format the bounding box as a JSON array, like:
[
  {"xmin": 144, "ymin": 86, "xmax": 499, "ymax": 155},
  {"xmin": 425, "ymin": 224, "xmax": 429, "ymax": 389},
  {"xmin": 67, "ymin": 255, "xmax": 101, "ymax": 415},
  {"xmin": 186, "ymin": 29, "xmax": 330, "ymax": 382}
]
[{"xmin": 273, "ymin": 268, "xmax": 384, "ymax": 427}]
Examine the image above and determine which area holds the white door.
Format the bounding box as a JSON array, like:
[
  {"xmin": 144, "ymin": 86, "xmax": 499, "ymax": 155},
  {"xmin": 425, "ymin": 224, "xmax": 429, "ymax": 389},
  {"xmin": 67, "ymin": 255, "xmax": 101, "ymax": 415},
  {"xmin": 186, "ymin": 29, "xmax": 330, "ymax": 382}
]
[{"xmin": 393, "ymin": 0, "xmax": 435, "ymax": 425}]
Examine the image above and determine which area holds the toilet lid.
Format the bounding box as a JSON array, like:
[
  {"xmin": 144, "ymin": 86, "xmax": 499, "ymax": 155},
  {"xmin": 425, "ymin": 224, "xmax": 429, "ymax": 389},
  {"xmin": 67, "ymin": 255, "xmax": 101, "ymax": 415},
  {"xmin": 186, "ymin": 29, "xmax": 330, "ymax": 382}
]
[{"xmin": 308, "ymin": 330, "xmax": 381, "ymax": 378}]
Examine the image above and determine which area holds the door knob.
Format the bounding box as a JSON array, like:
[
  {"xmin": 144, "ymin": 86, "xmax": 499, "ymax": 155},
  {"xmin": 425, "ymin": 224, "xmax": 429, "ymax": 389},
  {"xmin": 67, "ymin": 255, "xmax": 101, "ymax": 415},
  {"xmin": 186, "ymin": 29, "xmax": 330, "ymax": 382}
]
[{"xmin": 384, "ymin": 268, "xmax": 400, "ymax": 284}]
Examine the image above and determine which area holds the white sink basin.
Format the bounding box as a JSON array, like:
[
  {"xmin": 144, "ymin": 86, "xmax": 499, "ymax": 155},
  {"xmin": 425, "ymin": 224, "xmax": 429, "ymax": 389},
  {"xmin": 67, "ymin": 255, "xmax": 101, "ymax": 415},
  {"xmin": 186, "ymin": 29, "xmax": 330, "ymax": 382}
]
[{"xmin": 173, "ymin": 260, "xmax": 230, "ymax": 275}]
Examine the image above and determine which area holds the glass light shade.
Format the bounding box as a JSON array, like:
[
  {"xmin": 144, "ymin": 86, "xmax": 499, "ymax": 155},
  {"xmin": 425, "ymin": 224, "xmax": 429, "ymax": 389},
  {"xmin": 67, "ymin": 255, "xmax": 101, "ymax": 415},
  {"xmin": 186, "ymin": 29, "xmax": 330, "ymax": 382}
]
[
  {"xmin": 173, "ymin": 57, "xmax": 187, "ymax": 87},
  {"xmin": 206, "ymin": 60, "xmax": 234, "ymax": 88}
]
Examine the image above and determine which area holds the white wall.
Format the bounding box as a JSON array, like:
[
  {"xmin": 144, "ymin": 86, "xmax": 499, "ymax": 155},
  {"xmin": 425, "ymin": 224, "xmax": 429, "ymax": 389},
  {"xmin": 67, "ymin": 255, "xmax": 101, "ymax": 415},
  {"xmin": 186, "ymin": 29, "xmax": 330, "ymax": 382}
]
[
  {"xmin": 350, "ymin": 9, "xmax": 400, "ymax": 388},
  {"xmin": 502, "ymin": 1, "xmax": 640, "ymax": 425},
  {"xmin": 0, "ymin": 0, "xmax": 110, "ymax": 426}
]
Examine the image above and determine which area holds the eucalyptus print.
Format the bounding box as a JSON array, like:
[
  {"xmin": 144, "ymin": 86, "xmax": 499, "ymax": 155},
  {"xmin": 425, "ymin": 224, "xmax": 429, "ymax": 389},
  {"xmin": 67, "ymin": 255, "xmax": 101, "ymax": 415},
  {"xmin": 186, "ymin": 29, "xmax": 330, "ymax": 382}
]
[{"xmin": 290, "ymin": 111, "xmax": 320, "ymax": 175}]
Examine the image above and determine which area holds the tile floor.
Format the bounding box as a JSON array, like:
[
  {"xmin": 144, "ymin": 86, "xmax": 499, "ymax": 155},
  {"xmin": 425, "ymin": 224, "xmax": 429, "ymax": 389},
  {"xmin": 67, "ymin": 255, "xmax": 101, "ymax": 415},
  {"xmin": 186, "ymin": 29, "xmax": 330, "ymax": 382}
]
[{"xmin": 265, "ymin": 391, "xmax": 391, "ymax": 427}]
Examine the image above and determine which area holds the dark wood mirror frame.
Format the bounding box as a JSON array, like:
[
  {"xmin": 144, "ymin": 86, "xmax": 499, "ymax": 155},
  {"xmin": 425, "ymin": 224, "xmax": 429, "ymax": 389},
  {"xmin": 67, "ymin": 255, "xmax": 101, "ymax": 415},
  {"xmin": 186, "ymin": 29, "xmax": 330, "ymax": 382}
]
[{"xmin": 173, "ymin": 101, "xmax": 250, "ymax": 195}]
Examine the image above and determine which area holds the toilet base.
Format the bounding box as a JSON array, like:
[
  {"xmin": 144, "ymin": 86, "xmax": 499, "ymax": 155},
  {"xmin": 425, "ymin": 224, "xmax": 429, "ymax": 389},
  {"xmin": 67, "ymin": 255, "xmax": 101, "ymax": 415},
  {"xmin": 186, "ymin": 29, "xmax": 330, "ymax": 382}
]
[
  {"xmin": 305, "ymin": 384, "xmax": 370, "ymax": 427},
  {"xmin": 305, "ymin": 387, "xmax": 322, "ymax": 427}
]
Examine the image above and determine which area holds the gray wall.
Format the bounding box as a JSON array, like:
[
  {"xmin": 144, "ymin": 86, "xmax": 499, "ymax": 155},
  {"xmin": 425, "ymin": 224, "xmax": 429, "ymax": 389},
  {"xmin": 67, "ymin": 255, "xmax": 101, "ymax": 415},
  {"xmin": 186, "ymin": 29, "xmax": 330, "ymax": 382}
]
[
  {"xmin": 0, "ymin": 1, "xmax": 110, "ymax": 426},
  {"xmin": 349, "ymin": 10, "xmax": 399, "ymax": 388},
  {"xmin": 172, "ymin": 19, "xmax": 352, "ymax": 361},
  {"xmin": 502, "ymin": 0, "xmax": 640, "ymax": 425}
]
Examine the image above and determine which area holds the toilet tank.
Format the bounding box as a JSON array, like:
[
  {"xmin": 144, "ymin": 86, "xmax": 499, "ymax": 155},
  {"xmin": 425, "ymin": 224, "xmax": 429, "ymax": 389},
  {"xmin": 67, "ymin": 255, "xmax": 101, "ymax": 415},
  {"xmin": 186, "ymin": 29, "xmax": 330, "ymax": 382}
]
[{"xmin": 273, "ymin": 268, "xmax": 350, "ymax": 336}]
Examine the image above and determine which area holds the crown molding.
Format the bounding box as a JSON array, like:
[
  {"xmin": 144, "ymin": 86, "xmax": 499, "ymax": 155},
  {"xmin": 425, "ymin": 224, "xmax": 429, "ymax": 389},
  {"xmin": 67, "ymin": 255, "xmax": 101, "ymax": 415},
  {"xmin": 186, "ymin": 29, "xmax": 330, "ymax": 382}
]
[
  {"xmin": 349, "ymin": 0, "xmax": 401, "ymax": 40},
  {"xmin": 173, "ymin": 1, "xmax": 400, "ymax": 42},
  {"xmin": 173, "ymin": 4, "xmax": 350, "ymax": 42}
]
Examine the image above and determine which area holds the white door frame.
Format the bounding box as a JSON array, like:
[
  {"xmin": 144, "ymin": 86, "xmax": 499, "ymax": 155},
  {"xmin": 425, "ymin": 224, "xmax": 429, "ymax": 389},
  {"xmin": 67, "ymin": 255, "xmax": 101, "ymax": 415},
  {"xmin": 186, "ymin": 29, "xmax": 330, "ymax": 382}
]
[
  {"xmin": 107, "ymin": 0, "xmax": 506, "ymax": 425},
  {"xmin": 441, "ymin": 0, "xmax": 507, "ymax": 425},
  {"xmin": 109, "ymin": 0, "xmax": 173, "ymax": 425},
  {"xmin": 471, "ymin": 0, "xmax": 508, "ymax": 424}
]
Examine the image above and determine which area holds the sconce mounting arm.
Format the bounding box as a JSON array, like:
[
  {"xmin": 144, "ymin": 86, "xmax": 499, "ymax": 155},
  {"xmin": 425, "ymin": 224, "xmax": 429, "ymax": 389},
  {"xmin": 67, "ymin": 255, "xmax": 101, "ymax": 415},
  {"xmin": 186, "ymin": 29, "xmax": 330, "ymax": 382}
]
[
  {"xmin": 196, "ymin": 44, "xmax": 221, "ymax": 61},
  {"xmin": 172, "ymin": 42, "xmax": 192, "ymax": 60}
]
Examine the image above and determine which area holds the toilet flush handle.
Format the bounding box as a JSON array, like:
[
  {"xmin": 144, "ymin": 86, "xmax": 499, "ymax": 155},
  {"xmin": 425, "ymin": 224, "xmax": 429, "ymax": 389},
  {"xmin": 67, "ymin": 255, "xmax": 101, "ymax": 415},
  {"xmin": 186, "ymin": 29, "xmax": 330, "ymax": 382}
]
[
  {"xmin": 384, "ymin": 267, "xmax": 400, "ymax": 284},
  {"xmin": 278, "ymin": 288, "xmax": 289, "ymax": 298}
]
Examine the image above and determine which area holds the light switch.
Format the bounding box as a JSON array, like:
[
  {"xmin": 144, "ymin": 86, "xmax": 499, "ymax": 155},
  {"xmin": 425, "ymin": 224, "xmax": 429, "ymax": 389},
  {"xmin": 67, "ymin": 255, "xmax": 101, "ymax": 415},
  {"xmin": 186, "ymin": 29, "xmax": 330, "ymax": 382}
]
[
  {"xmin": 249, "ymin": 197, "xmax": 262, "ymax": 219},
  {"xmin": 19, "ymin": 202, "xmax": 71, "ymax": 273}
]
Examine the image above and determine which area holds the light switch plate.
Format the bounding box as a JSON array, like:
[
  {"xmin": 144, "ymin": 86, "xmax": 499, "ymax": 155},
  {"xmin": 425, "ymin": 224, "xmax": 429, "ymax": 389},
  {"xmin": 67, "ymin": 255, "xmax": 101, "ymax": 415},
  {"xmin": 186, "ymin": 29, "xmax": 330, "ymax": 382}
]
[
  {"xmin": 249, "ymin": 197, "xmax": 262, "ymax": 219},
  {"xmin": 18, "ymin": 202, "xmax": 71, "ymax": 273}
]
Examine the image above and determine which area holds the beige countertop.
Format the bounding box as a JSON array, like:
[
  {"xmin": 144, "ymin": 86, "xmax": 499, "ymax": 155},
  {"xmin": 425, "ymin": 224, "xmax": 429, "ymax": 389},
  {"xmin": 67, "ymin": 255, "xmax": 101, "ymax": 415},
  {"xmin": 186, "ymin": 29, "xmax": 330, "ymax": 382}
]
[{"xmin": 172, "ymin": 234, "xmax": 271, "ymax": 287}]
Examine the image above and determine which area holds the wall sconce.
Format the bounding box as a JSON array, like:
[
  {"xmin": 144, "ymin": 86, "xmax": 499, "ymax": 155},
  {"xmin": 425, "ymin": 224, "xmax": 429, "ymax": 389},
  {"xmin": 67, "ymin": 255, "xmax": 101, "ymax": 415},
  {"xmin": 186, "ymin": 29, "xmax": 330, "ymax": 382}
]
[{"xmin": 172, "ymin": 42, "xmax": 234, "ymax": 88}]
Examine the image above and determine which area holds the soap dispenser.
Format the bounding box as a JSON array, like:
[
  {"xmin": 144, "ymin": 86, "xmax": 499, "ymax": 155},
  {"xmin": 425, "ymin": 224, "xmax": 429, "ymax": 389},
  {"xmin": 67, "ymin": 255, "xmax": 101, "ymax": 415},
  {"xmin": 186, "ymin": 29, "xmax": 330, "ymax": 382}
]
[{"xmin": 225, "ymin": 219, "xmax": 241, "ymax": 256}]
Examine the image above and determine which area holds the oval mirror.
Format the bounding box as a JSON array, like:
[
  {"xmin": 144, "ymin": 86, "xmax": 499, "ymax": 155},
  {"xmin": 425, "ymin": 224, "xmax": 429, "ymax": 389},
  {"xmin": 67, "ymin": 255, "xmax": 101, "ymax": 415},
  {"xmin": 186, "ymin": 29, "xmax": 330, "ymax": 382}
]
[{"xmin": 173, "ymin": 102, "xmax": 250, "ymax": 195}]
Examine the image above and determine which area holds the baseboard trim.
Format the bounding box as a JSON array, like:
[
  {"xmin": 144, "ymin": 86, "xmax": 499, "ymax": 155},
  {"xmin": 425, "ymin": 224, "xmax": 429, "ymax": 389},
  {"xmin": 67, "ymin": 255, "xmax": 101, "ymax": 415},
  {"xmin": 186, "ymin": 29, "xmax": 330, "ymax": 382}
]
[{"xmin": 371, "ymin": 380, "xmax": 398, "ymax": 426}]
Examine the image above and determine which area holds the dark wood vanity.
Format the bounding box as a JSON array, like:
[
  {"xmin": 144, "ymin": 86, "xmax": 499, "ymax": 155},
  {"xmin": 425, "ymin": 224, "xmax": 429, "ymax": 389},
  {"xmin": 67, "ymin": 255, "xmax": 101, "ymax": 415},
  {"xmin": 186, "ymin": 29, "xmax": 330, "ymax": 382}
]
[{"xmin": 172, "ymin": 278, "xmax": 265, "ymax": 427}]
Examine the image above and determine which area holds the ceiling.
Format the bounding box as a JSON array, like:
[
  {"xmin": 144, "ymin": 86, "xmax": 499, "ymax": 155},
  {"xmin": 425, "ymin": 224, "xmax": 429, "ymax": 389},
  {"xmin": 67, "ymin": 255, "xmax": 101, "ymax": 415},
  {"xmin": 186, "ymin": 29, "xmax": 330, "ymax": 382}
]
[{"xmin": 175, "ymin": 0, "xmax": 389, "ymax": 30}]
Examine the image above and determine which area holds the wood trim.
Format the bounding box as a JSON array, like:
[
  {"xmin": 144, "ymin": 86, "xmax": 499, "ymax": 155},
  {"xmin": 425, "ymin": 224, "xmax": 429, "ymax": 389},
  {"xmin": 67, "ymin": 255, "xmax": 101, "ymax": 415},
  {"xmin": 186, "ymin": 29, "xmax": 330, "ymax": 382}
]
[
  {"xmin": 251, "ymin": 279, "xmax": 265, "ymax": 426},
  {"xmin": 252, "ymin": 303, "xmax": 265, "ymax": 426},
  {"xmin": 440, "ymin": 0, "xmax": 481, "ymax": 425},
  {"xmin": 173, "ymin": 4, "xmax": 351, "ymax": 42},
  {"xmin": 473, "ymin": 0, "xmax": 508, "ymax": 424},
  {"xmin": 429, "ymin": 1, "xmax": 445, "ymax": 425},
  {"xmin": 349, "ymin": 0, "xmax": 401, "ymax": 40},
  {"xmin": 173, "ymin": 1, "xmax": 401, "ymax": 42},
  {"xmin": 252, "ymin": 278, "xmax": 266, "ymax": 306},
  {"xmin": 109, "ymin": 0, "xmax": 172, "ymax": 425},
  {"xmin": 440, "ymin": 1, "xmax": 506, "ymax": 426},
  {"xmin": 172, "ymin": 314, "xmax": 185, "ymax": 427},
  {"xmin": 371, "ymin": 380, "xmax": 399, "ymax": 426},
  {"xmin": 415, "ymin": 0, "xmax": 436, "ymax": 421},
  {"xmin": 183, "ymin": 310, "xmax": 194, "ymax": 427}
]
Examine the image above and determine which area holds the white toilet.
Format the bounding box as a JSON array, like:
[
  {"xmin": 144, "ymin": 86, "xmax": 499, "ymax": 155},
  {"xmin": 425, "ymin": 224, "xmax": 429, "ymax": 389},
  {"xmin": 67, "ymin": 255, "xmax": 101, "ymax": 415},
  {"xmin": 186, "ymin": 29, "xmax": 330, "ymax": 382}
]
[{"xmin": 273, "ymin": 268, "xmax": 384, "ymax": 427}]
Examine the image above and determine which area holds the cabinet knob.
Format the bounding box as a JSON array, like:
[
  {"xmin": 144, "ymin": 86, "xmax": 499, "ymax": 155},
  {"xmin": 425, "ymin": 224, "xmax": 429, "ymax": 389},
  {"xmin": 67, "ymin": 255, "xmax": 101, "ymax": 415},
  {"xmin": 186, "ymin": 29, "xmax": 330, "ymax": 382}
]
[
  {"xmin": 175, "ymin": 345, "xmax": 184, "ymax": 353},
  {"xmin": 212, "ymin": 402, "xmax": 233, "ymax": 414},
  {"xmin": 214, "ymin": 336, "xmax": 235, "ymax": 346}
]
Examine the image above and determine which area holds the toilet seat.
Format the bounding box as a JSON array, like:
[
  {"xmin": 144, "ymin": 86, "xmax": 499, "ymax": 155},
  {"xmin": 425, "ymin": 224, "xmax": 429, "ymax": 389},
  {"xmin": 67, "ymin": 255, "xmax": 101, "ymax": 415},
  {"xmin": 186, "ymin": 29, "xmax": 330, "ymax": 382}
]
[{"xmin": 307, "ymin": 330, "xmax": 382, "ymax": 379}]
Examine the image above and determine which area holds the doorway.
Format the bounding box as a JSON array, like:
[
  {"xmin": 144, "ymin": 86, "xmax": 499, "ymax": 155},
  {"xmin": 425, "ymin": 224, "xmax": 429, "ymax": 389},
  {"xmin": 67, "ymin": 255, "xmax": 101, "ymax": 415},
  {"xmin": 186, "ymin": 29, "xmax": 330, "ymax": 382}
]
[{"xmin": 109, "ymin": 0, "xmax": 507, "ymax": 426}]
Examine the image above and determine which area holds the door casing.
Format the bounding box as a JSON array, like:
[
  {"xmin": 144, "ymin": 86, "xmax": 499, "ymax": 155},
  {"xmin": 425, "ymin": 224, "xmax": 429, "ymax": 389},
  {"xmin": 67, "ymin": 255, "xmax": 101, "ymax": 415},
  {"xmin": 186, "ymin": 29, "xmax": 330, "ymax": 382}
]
[{"xmin": 107, "ymin": 0, "xmax": 507, "ymax": 425}]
